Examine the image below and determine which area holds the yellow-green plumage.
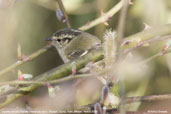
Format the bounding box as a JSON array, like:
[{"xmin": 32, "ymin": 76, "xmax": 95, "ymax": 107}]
[
  {"xmin": 64, "ymin": 32, "xmax": 101, "ymax": 59},
  {"xmin": 51, "ymin": 28, "xmax": 101, "ymax": 61}
]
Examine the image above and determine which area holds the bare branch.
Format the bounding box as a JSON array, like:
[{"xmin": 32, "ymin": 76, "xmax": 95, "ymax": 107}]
[
  {"xmin": 0, "ymin": 73, "xmax": 96, "ymax": 86},
  {"xmin": 140, "ymin": 47, "xmax": 171, "ymax": 64},
  {"xmin": 56, "ymin": 0, "xmax": 71, "ymax": 28},
  {"xmin": 123, "ymin": 35, "xmax": 171, "ymax": 54},
  {"xmin": 125, "ymin": 94, "xmax": 171, "ymax": 103},
  {"xmin": 0, "ymin": 44, "xmax": 52, "ymax": 77},
  {"xmin": 77, "ymin": 94, "xmax": 171, "ymax": 112},
  {"xmin": 79, "ymin": 1, "xmax": 123, "ymax": 31},
  {"xmin": 121, "ymin": 24, "xmax": 171, "ymax": 50}
]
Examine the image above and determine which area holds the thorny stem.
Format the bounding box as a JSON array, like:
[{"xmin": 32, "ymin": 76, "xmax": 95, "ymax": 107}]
[{"xmin": 56, "ymin": 0, "xmax": 71, "ymax": 28}]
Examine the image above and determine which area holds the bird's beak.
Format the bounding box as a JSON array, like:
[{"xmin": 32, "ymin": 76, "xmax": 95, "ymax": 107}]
[{"xmin": 44, "ymin": 37, "xmax": 52, "ymax": 41}]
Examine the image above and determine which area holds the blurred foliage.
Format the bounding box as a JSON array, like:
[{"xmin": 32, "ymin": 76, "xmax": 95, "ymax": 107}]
[{"xmin": 0, "ymin": 0, "xmax": 171, "ymax": 111}]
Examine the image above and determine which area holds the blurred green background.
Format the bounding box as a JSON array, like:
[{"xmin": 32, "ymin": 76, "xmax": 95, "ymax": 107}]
[{"xmin": 0, "ymin": 0, "xmax": 171, "ymax": 112}]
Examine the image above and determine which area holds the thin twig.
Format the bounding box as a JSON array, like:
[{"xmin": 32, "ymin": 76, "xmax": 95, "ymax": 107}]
[
  {"xmin": 121, "ymin": 24, "xmax": 171, "ymax": 50},
  {"xmin": 123, "ymin": 35, "xmax": 171, "ymax": 54},
  {"xmin": 56, "ymin": 0, "xmax": 71, "ymax": 28},
  {"xmin": 0, "ymin": 68, "xmax": 112, "ymax": 86},
  {"xmin": 140, "ymin": 48, "xmax": 171, "ymax": 64},
  {"xmin": 0, "ymin": 73, "xmax": 95, "ymax": 86},
  {"xmin": 0, "ymin": 45, "xmax": 52, "ymax": 77},
  {"xmin": 125, "ymin": 94, "xmax": 171, "ymax": 103},
  {"xmin": 79, "ymin": 1, "xmax": 123, "ymax": 31},
  {"xmin": 77, "ymin": 94, "xmax": 171, "ymax": 110},
  {"xmin": 140, "ymin": 52, "xmax": 161, "ymax": 64}
]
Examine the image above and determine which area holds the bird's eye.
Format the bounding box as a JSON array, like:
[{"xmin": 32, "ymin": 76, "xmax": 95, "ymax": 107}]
[{"xmin": 57, "ymin": 39, "xmax": 61, "ymax": 42}]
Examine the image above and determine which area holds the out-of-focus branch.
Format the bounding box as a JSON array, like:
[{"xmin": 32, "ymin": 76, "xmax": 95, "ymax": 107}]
[
  {"xmin": 125, "ymin": 94, "xmax": 171, "ymax": 104},
  {"xmin": 116, "ymin": 0, "xmax": 129, "ymax": 114},
  {"xmin": 121, "ymin": 24, "xmax": 171, "ymax": 50},
  {"xmin": 56, "ymin": 0, "xmax": 71, "ymax": 28},
  {"xmin": 0, "ymin": 45, "xmax": 52, "ymax": 77},
  {"xmin": 108, "ymin": 94, "xmax": 171, "ymax": 113},
  {"xmin": 0, "ymin": 73, "xmax": 95, "ymax": 86},
  {"xmin": 140, "ymin": 47, "xmax": 171, "ymax": 64},
  {"xmin": 0, "ymin": 68, "xmax": 111, "ymax": 86},
  {"xmin": 117, "ymin": 0, "xmax": 129, "ymax": 43},
  {"xmin": 79, "ymin": 1, "xmax": 123, "ymax": 31},
  {"xmin": 77, "ymin": 94, "xmax": 171, "ymax": 111},
  {"xmin": 123, "ymin": 35, "xmax": 171, "ymax": 54},
  {"xmin": 0, "ymin": 49, "xmax": 103, "ymax": 109}
]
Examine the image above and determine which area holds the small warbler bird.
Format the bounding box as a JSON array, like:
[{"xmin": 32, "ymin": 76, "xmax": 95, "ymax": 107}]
[{"xmin": 46, "ymin": 28, "xmax": 102, "ymax": 63}]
